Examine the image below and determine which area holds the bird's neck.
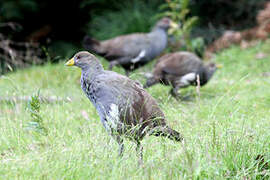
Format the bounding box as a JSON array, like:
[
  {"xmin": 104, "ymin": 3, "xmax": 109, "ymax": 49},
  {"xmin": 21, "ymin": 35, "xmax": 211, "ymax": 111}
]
[
  {"xmin": 149, "ymin": 28, "xmax": 168, "ymax": 47},
  {"xmin": 151, "ymin": 27, "xmax": 167, "ymax": 35},
  {"xmin": 198, "ymin": 66, "xmax": 215, "ymax": 86},
  {"xmin": 205, "ymin": 68, "xmax": 215, "ymax": 81},
  {"xmin": 81, "ymin": 63, "xmax": 104, "ymax": 80}
]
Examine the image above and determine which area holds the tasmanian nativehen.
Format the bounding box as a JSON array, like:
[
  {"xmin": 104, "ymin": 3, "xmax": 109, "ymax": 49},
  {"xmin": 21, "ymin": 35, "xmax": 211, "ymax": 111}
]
[
  {"xmin": 144, "ymin": 51, "xmax": 221, "ymax": 98},
  {"xmin": 65, "ymin": 51, "xmax": 182, "ymax": 164},
  {"xmin": 83, "ymin": 18, "xmax": 178, "ymax": 76}
]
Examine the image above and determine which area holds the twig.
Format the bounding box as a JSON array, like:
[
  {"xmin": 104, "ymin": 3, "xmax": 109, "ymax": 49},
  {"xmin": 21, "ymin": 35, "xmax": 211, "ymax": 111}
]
[
  {"xmin": 0, "ymin": 22, "xmax": 43, "ymax": 74},
  {"xmin": 196, "ymin": 74, "xmax": 201, "ymax": 100}
]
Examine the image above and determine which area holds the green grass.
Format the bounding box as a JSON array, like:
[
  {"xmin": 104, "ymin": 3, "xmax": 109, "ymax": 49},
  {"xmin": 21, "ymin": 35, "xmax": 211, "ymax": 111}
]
[{"xmin": 1, "ymin": 40, "xmax": 270, "ymax": 179}]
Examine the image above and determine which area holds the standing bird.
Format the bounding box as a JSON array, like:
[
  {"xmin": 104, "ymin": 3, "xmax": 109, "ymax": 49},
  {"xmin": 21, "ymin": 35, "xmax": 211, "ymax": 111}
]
[
  {"xmin": 144, "ymin": 51, "xmax": 221, "ymax": 98},
  {"xmin": 65, "ymin": 51, "xmax": 182, "ymax": 164},
  {"xmin": 83, "ymin": 18, "xmax": 178, "ymax": 76}
]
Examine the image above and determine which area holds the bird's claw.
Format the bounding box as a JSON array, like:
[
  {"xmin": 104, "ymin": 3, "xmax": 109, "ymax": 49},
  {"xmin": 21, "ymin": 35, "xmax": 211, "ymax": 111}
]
[
  {"xmin": 109, "ymin": 61, "xmax": 119, "ymax": 70},
  {"xmin": 170, "ymin": 89, "xmax": 181, "ymax": 100}
]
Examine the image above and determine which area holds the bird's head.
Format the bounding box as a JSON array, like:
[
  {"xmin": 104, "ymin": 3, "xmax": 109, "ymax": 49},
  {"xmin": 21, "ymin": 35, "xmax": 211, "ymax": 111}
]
[
  {"xmin": 206, "ymin": 62, "xmax": 222, "ymax": 72},
  {"xmin": 205, "ymin": 62, "xmax": 222, "ymax": 79},
  {"xmin": 65, "ymin": 51, "xmax": 103, "ymax": 71},
  {"xmin": 206, "ymin": 62, "xmax": 217, "ymax": 73},
  {"xmin": 155, "ymin": 17, "xmax": 178, "ymax": 31},
  {"xmin": 143, "ymin": 73, "xmax": 158, "ymax": 88}
]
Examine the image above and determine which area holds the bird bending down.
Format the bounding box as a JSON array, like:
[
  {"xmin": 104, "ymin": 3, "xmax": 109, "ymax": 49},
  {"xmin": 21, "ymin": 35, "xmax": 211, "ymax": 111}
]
[
  {"xmin": 144, "ymin": 51, "xmax": 221, "ymax": 99},
  {"xmin": 65, "ymin": 51, "xmax": 182, "ymax": 164},
  {"xmin": 83, "ymin": 18, "xmax": 178, "ymax": 76}
]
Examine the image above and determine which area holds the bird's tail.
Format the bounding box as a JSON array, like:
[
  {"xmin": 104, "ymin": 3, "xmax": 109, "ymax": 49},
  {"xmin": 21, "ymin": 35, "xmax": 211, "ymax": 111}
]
[
  {"xmin": 82, "ymin": 35, "xmax": 105, "ymax": 55},
  {"xmin": 151, "ymin": 126, "xmax": 183, "ymax": 142}
]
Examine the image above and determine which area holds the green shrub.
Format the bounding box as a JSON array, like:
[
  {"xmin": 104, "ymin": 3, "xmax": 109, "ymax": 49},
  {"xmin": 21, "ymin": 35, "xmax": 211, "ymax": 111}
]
[
  {"xmin": 84, "ymin": 0, "xmax": 163, "ymax": 40},
  {"xmin": 158, "ymin": 0, "xmax": 205, "ymax": 56},
  {"xmin": 0, "ymin": 0, "xmax": 39, "ymax": 20}
]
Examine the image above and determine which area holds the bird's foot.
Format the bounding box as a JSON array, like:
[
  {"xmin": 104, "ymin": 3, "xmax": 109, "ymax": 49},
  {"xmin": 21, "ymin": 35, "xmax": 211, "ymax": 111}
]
[
  {"xmin": 118, "ymin": 143, "xmax": 124, "ymax": 158},
  {"xmin": 109, "ymin": 61, "xmax": 119, "ymax": 70},
  {"xmin": 136, "ymin": 141, "xmax": 144, "ymax": 167},
  {"xmin": 125, "ymin": 70, "xmax": 130, "ymax": 77},
  {"xmin": 181, "ymin": 95, "xmax": 192, "ymax": 101},
  {"xmin": 170, "ymin": 89, "xmax": 181, "ymax": 100}
]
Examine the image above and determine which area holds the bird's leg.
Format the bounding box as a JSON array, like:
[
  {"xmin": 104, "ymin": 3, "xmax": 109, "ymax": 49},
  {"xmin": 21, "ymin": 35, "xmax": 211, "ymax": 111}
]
[
  {"xmin": 125, "ymin": 70, "xmax": 130, "ymax": 77},
  {"xmin": 170, "ymin": 86, "xmax": 181, "ymax": 99},
  {"xmin": 117, "ymin": 137, "xmax": 124, "ymax": 157},
  {"xmin": 170, "ymin": 81, "xmax": 190, "ymax": 100},
  {"xmin": 109, "ymin": 60, "xmax": 119, "ymax": 70},
  {"xmin": 109, "ymin": 57, "xmax": 134, "ymax": 70},
  {"xmin": 113, "ymin": 135, "xmax": 124, "ymax": 157},
  {"xmin": 143, "ymin": 76, "xmax": 157, "ymax": 88},
  {"xmin": 136, "ymin": 141, "xmax": 143, "ymax": 166},
  {"xmin": 117, "ymin": 56, "xmax": 134, "ymax": 65}
]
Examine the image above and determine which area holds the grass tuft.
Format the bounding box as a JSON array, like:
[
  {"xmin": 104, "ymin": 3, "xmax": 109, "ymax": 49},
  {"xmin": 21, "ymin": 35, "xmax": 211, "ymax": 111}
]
[{"xmin": 25, "ymin": 93, "xmax": 48, "ymax": 135}]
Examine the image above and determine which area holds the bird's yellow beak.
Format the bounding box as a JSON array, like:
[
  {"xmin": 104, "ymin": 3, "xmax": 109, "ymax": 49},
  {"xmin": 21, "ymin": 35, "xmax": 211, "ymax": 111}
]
[
  {"xmin": 170, "ymin": 21, "xmax": 179, "ymax": 29},
  {"xmin": 168, "ymin": 21, "xmax": 179, "ymax": 35},
  {"xmin": 65, "ymin": 58, "xmax": 75, "ymax": 66},
  {"xmin": 216, "ymin": 64, "xmax": 223, "ymax": 69}
]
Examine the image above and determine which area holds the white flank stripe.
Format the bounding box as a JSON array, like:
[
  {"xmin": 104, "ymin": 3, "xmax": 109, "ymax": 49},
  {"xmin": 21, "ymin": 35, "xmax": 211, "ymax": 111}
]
[
  {"xmin": 179, "ymin": 73, "xmax": 196, "ymax": 85},
  {"xmin": 131, "ymin": 50, "xmax": 146, "ymax": 63},
  {"xmin": 106, "ymin": 104, "xmax": 120, "ymax": 129}
]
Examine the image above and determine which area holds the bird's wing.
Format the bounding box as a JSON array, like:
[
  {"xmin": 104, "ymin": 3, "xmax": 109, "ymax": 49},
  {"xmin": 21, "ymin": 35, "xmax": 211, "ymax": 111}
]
[
  {"xmin": 159, "ymin": 52, "xmax": 202, "ymax": 76},
  {"xmin": 155, "ymin": 53, "xmax": 172, "ymax": 66},
  {"xmin": 94, "ymin": 72, "xmax": 165, "ymax": 127},
  {"xmin": 101, "ymin": 33, "xmax": 152, "ymax": 60}
]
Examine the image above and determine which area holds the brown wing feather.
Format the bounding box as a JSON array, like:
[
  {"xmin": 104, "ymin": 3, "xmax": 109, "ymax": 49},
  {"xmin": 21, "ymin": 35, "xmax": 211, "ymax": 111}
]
[
  {"xmin": 155, "ymin": 53, "xmax": 172, "ymax": 65},
  {"xmin": 100, "ymin": 72, "xmax": 166, "ymax": 129},
  {"xmin": 100, "ymin": 33, "xmax": 149, "ymax": 59},
  {"xmin": 155, "ymin": 52, "xmax": 203, "ymax": 77}
]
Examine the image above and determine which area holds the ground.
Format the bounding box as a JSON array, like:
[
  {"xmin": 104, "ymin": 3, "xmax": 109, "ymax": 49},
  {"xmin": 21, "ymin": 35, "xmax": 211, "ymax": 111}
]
[{"xmin": 0, "ymin": 40, "xmax": 270, "ymax": 179}]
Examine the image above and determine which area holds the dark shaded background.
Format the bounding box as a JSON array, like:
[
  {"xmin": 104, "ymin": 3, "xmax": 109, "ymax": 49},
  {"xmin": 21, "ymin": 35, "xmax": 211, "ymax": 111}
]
[{"xmin": 0, "ymin": 0, "xmax": 267, "ymax": 61}]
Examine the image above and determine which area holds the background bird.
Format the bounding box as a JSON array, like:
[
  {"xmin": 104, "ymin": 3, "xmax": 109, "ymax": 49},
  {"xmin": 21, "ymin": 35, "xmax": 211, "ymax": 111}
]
[
  {"xmin": 144, "ymin": 51, "xmax": 221, "ymax": 98},
  {"xmin": 65, "ymin": 51, "xmax": 182, "ymax": 164},
  {"xmin": 83, "ymin": 18, "xmax": 178, "ymax": 76}
]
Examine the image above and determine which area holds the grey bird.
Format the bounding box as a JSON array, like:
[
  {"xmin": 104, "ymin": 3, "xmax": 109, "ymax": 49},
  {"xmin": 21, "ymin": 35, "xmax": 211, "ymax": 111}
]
[
  {"xmin": 83, "ymin": 18, "xmax": 178, "ymax": 76},
  {"xmin": 65, "ymin": 51, "xmax": 182, "ymax": 164},
  {"xmin": 144, "ymin": 51, "xmax": 221, "ymax": 98}
]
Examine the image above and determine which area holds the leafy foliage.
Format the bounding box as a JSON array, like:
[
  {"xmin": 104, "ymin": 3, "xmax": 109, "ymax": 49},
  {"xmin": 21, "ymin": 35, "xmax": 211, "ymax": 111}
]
[
  {"xmin": 0, "ymin": 23, "xmax": 44, "ymax": 74},
  {"xmin": 84, "ymin": 0, "xmax": 163, "ymax": 40},
  {"xmin": 0, "ymin": 0, "xmax": 39, "ymax": 20},
  {"xmin": 159, "ymin": 0, "xmax": 205, "ymax": 56},
  {"xmin": 0, "ymin": 0, "xmax": 269, "ymax": 70}
]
